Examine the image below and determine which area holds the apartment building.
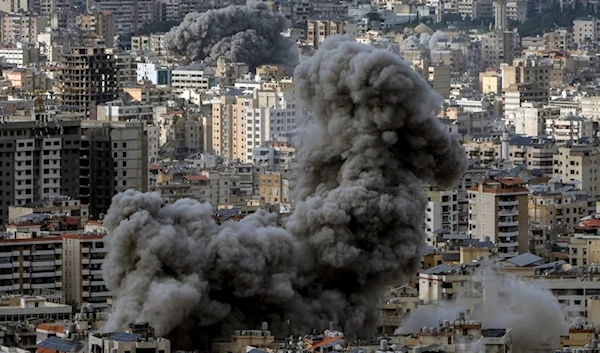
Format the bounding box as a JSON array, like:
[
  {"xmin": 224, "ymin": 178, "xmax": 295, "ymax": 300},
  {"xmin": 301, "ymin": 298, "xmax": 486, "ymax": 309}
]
[
  {"xmin": 545, "ymin": 116, "xmax": 595, "ymax": 144},
  {"xmin": 57, "ymin": 47, "xmax": 118, "ymax": 119},
  {"xmin": 553, "ymin": 145, "xmax": 600, "ymax": 198},
  {"xmin": 0, "ymin": 232, "xmax": 62, "ymax": 294},
  {"xmin": 307, "ymin": 17, "xmax": 351, "ymax": 48},
  {"xmin": 573, "ymin": 16, "xmax": 600, "ymax": 45},
  {"xmin": 8, "ymin": 197, "xmax": 89, "ymax": 227},
  {"xmin": 544, "ymin": 29, "xmax": 573, "ymax": 50},
  {"xmin": 123, "ymin": 82, "xmax": 173, "ymax": 104},
  {"xmin": 61, "ymin": 233, "xmax": 109, "ymax": 308},
  {"xmin": 427, "ymin": 65, "xmax": 451, "ymax": 99},
  {"xmin": 259, "ymin": 172, "xmax": 288, "ymax": 206},
  {"xmin": 216, "ymin": 59, "xmax": 249, "ymax": 86},
  {"xmin": 513, "ymin": 103, "xmax": 560, "ymax": 137},
  {"xmin": 501, "ymin": 57, "xmax": 564, "ymax": 90},
  {"xmin": 468, "ymin": 178, "xmax": 529, "ymax": 257},
  {"xmin": 79, "ymin": 121, "xmax": 149, "ymax": 218},
  {"xmin": 90, "ymin": 0, "xmax": 153, "ymax": 35},
  {"xmin": 211, "ymin": 93, "xmax": 249, "ymax": 162},
  {"xmin": 528, "ymin": 181, "xmax": 589, "ymax": 231},
  {"xmin": 481, "ymin": 30, "xmax": 519, "ymax": 68},
  {"xmin": 0, "ymin": 44, "xmax": 40, "ymax": 66},
  {"xmin": 137, "ymin": 62, "xmax": 172, "ymax": 86},
  {"xmin": 423, "ymin": 185, "xmax": 459, "ymax": 246},
  {"xmin": 0, "ymin": 13, "xmax": 48, "ymax": 43},
  {"xmin": 131, "ymin": 33, "xmax": 165, "ymax": 54},
  {"xmin": 252, "ymin": 142, "xmax": 296, "ymax": 171},
  {"xmin": 503, "ymin": 83, "xmax": 549, "ymax": 120},
  {"xmin": 580, "ymin": 96, "xmax": 600, "ymax": 120},
  {"xmin": 113, "ymin": 52, "xmax": 145, "ymax": 88},
  {"xmin": 78, "ymin": 11, "xmax": 115, "ymax": 48},
  {"xmin": 89, "ymin": 324, "xmax": 170, "ymax": 353},
  {"xmin": 171, "ymin": 64, "xmax": 214, "ymax": 93},
  {"xmin": 505, "ymin": 1, "xmax": 526, "ymax": 23},
  {"xmin": 0, "ymin": 121, "xmax": 81, "ymax": 225},
  {"xmin": 96, "ymin": 100, "xmax": 154, "ymax": 123},
  {"xmin": 0, "ymin": 296, "xmax": 71, "ymax": 323}
]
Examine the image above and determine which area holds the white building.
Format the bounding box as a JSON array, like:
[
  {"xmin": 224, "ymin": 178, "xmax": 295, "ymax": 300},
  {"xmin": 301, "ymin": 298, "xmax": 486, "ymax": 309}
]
[
  {"xmin": 545, "ymin": 116, "xmax": 595, "ymax": 144},
  {"xmin": 514, "ymin": 103, "xmax": 560, "ymax": 137},
  {"xmin": 171, "ymin": 63, "xmax": 215, "ymax": 93}
]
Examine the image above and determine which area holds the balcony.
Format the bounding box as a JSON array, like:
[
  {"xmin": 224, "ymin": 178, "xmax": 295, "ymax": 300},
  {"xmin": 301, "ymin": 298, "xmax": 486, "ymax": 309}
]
[
  {"xmin": 498, "ymin": 221, "xmax": 519, "ymax": 227},
  {"xmin": 499, "ymin": 200, "xmax": 518, "ymax": 207},
  {"xmin": 498, "ymin": 242, "xmax": 518, "ymax": 248},
  {"xmin": 498, "ymin": 231, "xmax": 519, "ymax": 238}
]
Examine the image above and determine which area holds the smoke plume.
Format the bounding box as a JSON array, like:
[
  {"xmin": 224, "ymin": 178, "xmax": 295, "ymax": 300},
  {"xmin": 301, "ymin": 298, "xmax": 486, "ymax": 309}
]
[
  {"xmin": 102, "ymin": 35, "xmax": 467, "ymax": 347},
  {"xmin": 163, "ymin": 2, "xmax": 299, "ymax": 71},
  {"xmin": 397, "ymin": 266, "xmax": 569, "ymax": 351},
  {"xmin": 403, "ymin": 31, "xmax": 447, "ymax": 50}
]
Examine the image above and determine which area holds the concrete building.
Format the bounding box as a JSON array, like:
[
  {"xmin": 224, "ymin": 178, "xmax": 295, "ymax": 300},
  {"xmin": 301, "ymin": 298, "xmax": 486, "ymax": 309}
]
[
  {"xmin": 136, "ymin": 63, "xmax": 172, "ymax": 86},
  {"xmin": 211, "ymin": 93, "xmax": 249, "ymax": 162},
  {"xmin": 88, "ymin": 0, "xmax": 153, "ymax": 35},
  {"xmin": 423, "ymin": 185, "xmax": 459, "ymax": 246},
  {"xmin": 0, "ymin": 44, "xmax": 41, "ymax": 66},
  {"xmin": 545, "ymin": 116, "xmax": 595, "ymax": 144},
  {"xmin": 170, "ymin": 64, "xmax": 214, "ymax": 93},
  {"xmin": 0, "ymin": 233, "xmax": 63, "ymax": 293},
  {"xmin": 57, "ymin": 47, "xmax": 118, "ymax": 119},
  {"xmin": 252, "ymin": 142, "xmax": 295, "ymax": 171},
  {"xmin": 553, "ymin": 145, "xmax": 600, "ymax": 198},
  {"xmin": 0, "ymin": 120, "xmax": 81, "ymax": 225},
  {"xmin": 544, "ymin": 28, "xmax": 573, "ymax": 50},
  {"xmin": 513, "ymin": 103, "xmax": 560, "ymax": 137},
  {"xmin": 307, "ymin": 17, "xmax": 351, "ymax": 48},
  {"xmin": 493, "ymin": 0, "xmax": 508, "ymax": 30},
  {"xmin": 505, "ymin": 0, "xmax": 526, "ymax": 23},
  {"xmin": 501, "ymin": 57, "xmax": 564, "ymax": 90},
  {"xmin": 96, "ymin": 100, "xmax": 154, "ymax": 123},
  {"xmin": 503, "ymin": 83, "xmax": 549, "ymax": 122},
  {"xmin": 0, "ymin": 296, "xmax": 71, "ymax": 322},
  {"xmin": 0, "ymin": 13, "xmax": 48, "ymax": 43},
  {"xmin": 481, "ymin": 30, "xmax": 519, "ymax": 68},
  {"xmin": 427, "ymin": 65, "xmax": 451, "ymax": 99},
  {"xmin": 259, "ymin": 172, "xmax": 288, "ymax": 206},
  {"xmin": 528, "ymin": 181, "xmax": 589, "ymax": 231},
  {"xmin": 573, "ymin": 16, "xmax": 600, "ymax": 45},
  {"xmin": 89, "ymin": 324, "xmax": 170, "ymax": 353},
  {"xmin": 79, "ymin": 121, "xmax": 149, "ymax": 218},
  {"xmin": 468, "ymin": 178, "xmax": 529, "ymax": 257},
  {"xmin": 580, "ymin": 96, "xmax": 600, "ymax": 120},
  {"xmin": 78, "ymin": 11, "xmax": 115, "ymax": 48},
  {"xmin": 61, "ymin": 233, "xmax": 109, "ymax": 308},
  {"xmin": 8, "ymin": 197, "xmax": 89, "ymax": 227},
  {"xmin": 131, "ymin": 33, "xmax": 165, "ymax": 54}
]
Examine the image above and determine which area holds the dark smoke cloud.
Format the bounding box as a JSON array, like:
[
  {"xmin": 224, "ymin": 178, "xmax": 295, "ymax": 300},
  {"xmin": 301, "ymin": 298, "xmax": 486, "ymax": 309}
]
[
  {"xmin": 102, "ymin": 36, "xmax": 467, "ymax": 346},
  {"xmin": 163, "ymin": 2, "xmax": 299, "ymax": 70}
]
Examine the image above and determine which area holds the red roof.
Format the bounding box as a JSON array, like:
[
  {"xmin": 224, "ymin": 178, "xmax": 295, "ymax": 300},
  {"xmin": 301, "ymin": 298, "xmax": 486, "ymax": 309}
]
[
  {"xmin": 149, "ymin": 165, "xmax": 162, "ymax": 170},
  {"xmin": 37, "ymin": 324, "xmax": 65, "ymax": 333},
  {"xmin": 185, "ymin": 175, "xmax": 209, "ymax": 181}
]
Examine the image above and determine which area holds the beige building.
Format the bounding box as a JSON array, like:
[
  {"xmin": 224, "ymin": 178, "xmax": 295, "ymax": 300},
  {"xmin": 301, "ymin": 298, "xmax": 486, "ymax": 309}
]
[
  {"xmin": 259, "ymin": 172, "xmax": 288, "ymax": 205},
  {"xmin": 216, "ymin": 58, "xmax": 248, "ymax": 86},
  {"xmin": 211, "ymin": 94, "xmax": 249, "ymax": 162},
  {"xmin": 501, "ymin": 57, "xmax": 564, "ymax": 90},
  {"xmin": 569, "ymin": 234, "xmax": 600, "ymax": 267},
  {"xmin": 61, "ymin": 233, "xmax": 109, "ymax": 309},
  {"xmin": 256, "ymin": 65, "xmax": 286, "ymax": 80},
  {"xmin": 307, "ymin": 18, "xmax": 351, "ymax": 48},
  {"xmin": 481, "ymin": 30, "xmax": 519, "ymax": 68},
  {"xmin": 479, "ymin": 70, "xmax": 501, "ymax": 95},
  {"xmin": 553, "ymin": 145, "xmax": 600, "ymax": 197},
  {"xmin": 544, "ymin": 28, "xmax": 573, "ymax": 50},
  {"xmin": 123, "ymin": 82, "xmax": 173, "ymax": 103},
  {"xmin": 573, "ymin": 16, "xmax": 600, "ymax": 45},
  {"xmin": 528, "ymin": 183, "xmax": 588, "ymax": 232},
  {"xmin": 468, "ymin": 178, "xmax": 529, "ymax": 257},
  {"xmin": 78, "ymin": 11, "xmax": 115, "ymax": 48},
  {"xmin": 0, "ymin": 13, "xmax": 48, "ymax": 43},
  {"xmin": 131, "ymin": 33, "xmax": 165, "ymax": 54},
  {"xmin": 8, "ymin": 197, "xmax": 89, "ymax": 227}
]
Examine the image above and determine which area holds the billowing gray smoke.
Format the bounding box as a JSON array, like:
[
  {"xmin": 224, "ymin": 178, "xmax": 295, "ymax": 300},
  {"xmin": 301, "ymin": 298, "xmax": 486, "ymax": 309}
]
[
  {"xmin": 102, "ymin": 36, "xmax": 467, "ymax": 346},
  {"xmin": 163, "ymin": 2, "xmax": 299, "ymax": 70}
]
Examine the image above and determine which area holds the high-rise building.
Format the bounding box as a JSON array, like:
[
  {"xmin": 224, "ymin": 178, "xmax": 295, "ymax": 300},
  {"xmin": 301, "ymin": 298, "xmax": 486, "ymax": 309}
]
[
  {"xmin": 0, "ymin": 14, "xmax": 49, "ymax": 43},
  {"xmin": 553, "ymin": 145, "xmax": 600, "ymax": 198},
  {"xmin": 493, "ymin": 0, "xmax": 508, "ymax": 30},
  {"xmin": 0, "ymin": 120, "xmax": 81, "ymax": 225},
  {"xmin": 79, "ymin": 120, "xmax": 149, "ymax": 218},
  {"xmin": 468, "ymin": 178, "xmax": 529, "ymax": 257},
  {"xmin": 87, "ymin": 0, "xmax": 153, "ymax": 35},
  {"xmin": 61, "ymin": 233, "xmax": 110, "ymax": 308},
  {"xmin": 306, "ymin": 18, "xmax": 351, "ymax": 48},
  {"xmin": 57, "ymin": 47, "xmax": 118, "ymax": 119},
  {"xmin": 78, "ymin": 11, "xmax": 115, "ymax": 48},
  {"xmin": 423, "ymin": 185, "xmax": 459, "ymax": 246},
  {"xmin": 573, "ymin": 17, "xmax": 600, "ymax": 46}
]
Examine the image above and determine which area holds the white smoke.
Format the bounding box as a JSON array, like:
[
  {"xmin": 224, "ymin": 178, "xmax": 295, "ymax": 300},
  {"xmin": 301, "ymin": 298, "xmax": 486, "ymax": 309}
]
[
  {"xmin": 102, "ymin": 36, "xmax": 467, "ymax": 348},
  {"xmin": 403, "ymin": 31, "xmax": 447, "ymax": 51},
  {"xmin": 397, "ymin": 266, "xmax": 569, "ymax": 351}
]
